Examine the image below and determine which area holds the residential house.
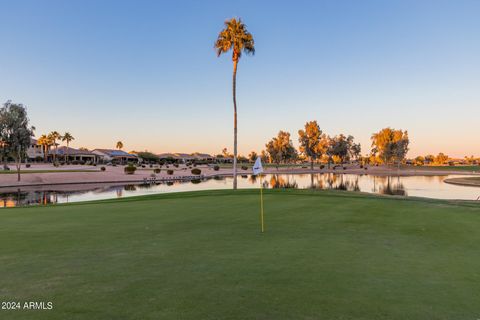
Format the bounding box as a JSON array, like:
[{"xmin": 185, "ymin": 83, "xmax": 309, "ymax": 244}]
[
  {"xmin": 49, "ymin": 146, "xmax": 98, "ymax": 163},
  {"xmin": 26, "ymin": 138, "xmax": 44, "ymax": 162},
  {"xmin": 92, "ymin": 149, "xmax": 138, "ymax": 164}
]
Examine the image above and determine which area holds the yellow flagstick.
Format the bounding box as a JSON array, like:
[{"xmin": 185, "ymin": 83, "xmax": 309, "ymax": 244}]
[{"xmin": 260, "ymin": 174, "xmax": 265, "ymax": 233}]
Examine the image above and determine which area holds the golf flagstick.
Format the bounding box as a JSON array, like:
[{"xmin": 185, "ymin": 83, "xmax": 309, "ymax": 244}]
[{"xmin": 253, "ymin": 157, "xmax": 265, "ymax": 233}]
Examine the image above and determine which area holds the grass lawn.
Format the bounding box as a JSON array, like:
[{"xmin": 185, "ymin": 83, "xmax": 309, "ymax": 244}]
[
  {"xmin": 409, "ymin": 165, "xmax": 480, "ymax": 172},
  {"xmin": 1, "ymin": 190, "xmax": 480, "ymax": 319}
]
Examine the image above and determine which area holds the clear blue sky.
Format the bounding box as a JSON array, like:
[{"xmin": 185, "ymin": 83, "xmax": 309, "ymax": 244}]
[{"xmin": 1, "ymin": 0, "xmax": 479, "ymax": 158}]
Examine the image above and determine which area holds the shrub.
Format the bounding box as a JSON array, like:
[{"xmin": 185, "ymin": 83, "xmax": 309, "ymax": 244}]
[
  {"xmin": 53, "ymin": 162, "xmax": 60, "ymax": 167},
  {"xmin": 343, "ymin": 167, "xmax": 346, "ymax": 170},
  {"xmin": 100, "ymin": 166, "xmax": 106, "ymax": 171},
  {"xmin": 149, "ymin": 164, "xmax": 153, "ymax": 168},
  {"xmin": 167, "ymin": 169, "xmax": 174, "ymax": 175},
  {"xmin": 93, "ymin": 163, "xmax": 97, "ymax": 166},
  {"xmin": 213, "ymin": 165, "xmax": 220, "ymax": 171},
  {"xmin": 173, "ymin": 164, "xmax": 179, "ymax": 168},
  {"xmin": 25, "ymin": 163, "xmax": 31, "ymax": 168},
  {"xmin": 191, "ymin": 168, "xmax": 201, "ymax": 175},
  {"xmin": 241, "ymin": 166, "xmax": 248, "ymax": 170},
  {"xmin": 124, "ymin": 164, "xmax": 136, "ymax": 175},
  {"xmin": 154, "ymin": 168, "xmax": 161, "ymax": 174},
  {"xmin": 320, "ymin": 165, "xmax": 325, "ymax": 169},
  {"xmin": 79, "ymin": 160, "xmax": 85, "ymax": 165},
  {"xmin": 71, "ymin": 160, "xmax": 79, "ymax": 165}
]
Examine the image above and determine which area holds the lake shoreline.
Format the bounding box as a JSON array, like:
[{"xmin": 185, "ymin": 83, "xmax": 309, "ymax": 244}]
[{"xmin": 0, "ymin": 164, "xmax": 479, "ymax": 189}]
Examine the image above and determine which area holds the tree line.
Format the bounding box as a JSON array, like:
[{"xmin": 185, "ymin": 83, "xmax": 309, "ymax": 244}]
[{"xmin": 232, "ymin": 121, "xmax": 410, "ymax": 170}]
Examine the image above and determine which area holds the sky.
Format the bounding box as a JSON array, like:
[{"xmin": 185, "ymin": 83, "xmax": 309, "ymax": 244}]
[{"xmin": 0, "ymin": 0, "xmax": 479, "ymax": 158}]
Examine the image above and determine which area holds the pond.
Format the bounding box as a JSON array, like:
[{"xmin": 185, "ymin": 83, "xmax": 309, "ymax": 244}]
[{"xmin": 0, "ymin": 173, "xmax": 479, "ymax": 207}]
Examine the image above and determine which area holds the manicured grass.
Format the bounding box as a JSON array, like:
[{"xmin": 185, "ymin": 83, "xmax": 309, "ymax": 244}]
[
  {"xmin": 1, "ymin": 190, "xmax": 480, "ymax": 319},
  {"xmin": 444, "ymin": 177, "xmax": 480, "ymax": 187},
  {"xmin": 410, "ymin": 165, "xmax": 480, "ymax": 172},
  {"xmin": 0, "ymin": 169, "xmax": 100, "ymax": 174}
]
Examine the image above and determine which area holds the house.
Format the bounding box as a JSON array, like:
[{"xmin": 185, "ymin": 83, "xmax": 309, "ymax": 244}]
[
  {"xmin": 26, "ymin": 138, "xmax": 44, "ymax": 161},
  {"xmin": 192, "ymin": 152, "xmax": 215, "ymax": 162},
  {"xmin": 49, "ymin": 146, "xmax": 98, "ymax": 163},
  {"xmin": 92, "ymin": 149, "xmax": 138, "ymax": 164}
]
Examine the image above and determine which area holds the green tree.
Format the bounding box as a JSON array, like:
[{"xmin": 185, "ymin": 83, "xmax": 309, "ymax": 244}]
[
  {"xmin": 329, "ymin": 134, "xmax": 355, "ymax": 166},
  {"xmin": 435, "ymin": 153, "xmax": 449, "ymax": 165},
  {"xmin": 248, "ymin": 151, "xmax": 258, "ymax": 162},
  {"xmin": 215, "ymin": 18, "xmax": 255, "ymax": 189},
  {"xmin": 49, "ymin": 131, "xmax": 61, "ymax": 163},
  {"xmin": 371, "ymin": 128, "xmax": 409, "ymax": 166},
  {"xmin": 0, "ymin": 101, "xmax": 35, "ymax": 181},
  {"xmin": 265, "ymin": 131, "xmax": 297, "ymax": 169},
  {"xmin": 116, "ymin": 141, "xmax": 123, "ymax": 150},
  {"xmin": 298, "ymin": 121, "xmax": 326, "ymax": 170},
  {"xmin": 62, "ymin": 132, "xmax": 75, "ymax": 164}
]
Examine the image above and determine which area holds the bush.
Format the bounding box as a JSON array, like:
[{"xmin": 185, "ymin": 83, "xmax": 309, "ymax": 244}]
[
  {"xmin": 241, "ymin": 166, "xmax": 248, "ymax": 170},
  {"xmin": 191, "ymin": 168, "xmax": 201, "ymax": 175},
  {"xmin": 154, "ymin": 168, "xmax": 161, "ymax": 174},
  {"xmin": 343, "ymin": 167, "xmax": 346, "ymax": 170},
  {"xmin": 25, "ymin": 163, "xmax": 31, "ymax": 168},
  {"xmin": 213, "ymin": 165, "xmax": 220, "ymax": 171},
  {"xmin": 124, "ymin": 164, "xmax": 136, "ymax": 175},
  {"xmin": 173, "ymin": 164, "xmax": 179, "ymax": 168},
  {"xmin": 149, "ymin": 164, "xmax": 153, "ymax": 168},
  {"xmin": 167, "ymin": 169, "xmax": 174, "ymax": 175},
  {"xmin": 53, "ymin": 162, "xmax": 60, "ymax": 167},
  {"xmin": 320, "ymin": 165, "xmax": 325, "ymax": 169},
  {"xmin": 100, "ymin": 166, "xmax": 106, "ymax": 171}
]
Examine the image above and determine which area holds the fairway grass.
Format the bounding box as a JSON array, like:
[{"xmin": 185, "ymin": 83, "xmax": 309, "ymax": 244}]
[{"xmin": 1, "ymin": 190, "xmax": 480, "ymax": 319}]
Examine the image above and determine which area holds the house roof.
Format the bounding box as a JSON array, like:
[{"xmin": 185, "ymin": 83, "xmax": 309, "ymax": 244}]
[
  {"xmin": 49, "ymin": 146, "xmax": 95, "ymax": 156},
  {"xmin": 192, "ymin": 152, "xmax": 214, "ymax": 158},
  {"xmin": 93, "ymin": 149, "xmax": 137, "ymax": 158}
]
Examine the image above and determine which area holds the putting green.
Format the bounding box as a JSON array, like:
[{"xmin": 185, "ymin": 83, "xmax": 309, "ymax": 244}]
[{"xmin": 1, "ymin": 189, "xmax": 479, "ymax": 319}]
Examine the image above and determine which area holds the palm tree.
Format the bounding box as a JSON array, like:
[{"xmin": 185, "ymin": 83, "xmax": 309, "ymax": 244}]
[
  {"xmin": 116, "ymin": 141, "xmax": 123, "ymax": 150},
  {"xmin": 215, "ymin": 18, "xmax": 255, "ymax": 189},
  {"xmin": 62, "ymin": 132, "xmax": 74, "ymax": 164},
  {"xmin": 49, "ymin": 131, "xmax": 61, "ymax": 163},
  {"xmin": 37, "ymin": 134, "xmax": 50, "ymax": 163}
]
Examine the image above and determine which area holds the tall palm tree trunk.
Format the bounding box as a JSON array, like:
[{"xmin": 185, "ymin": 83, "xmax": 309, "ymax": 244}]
[
  {"xmin": 66, "ymin": 141, "xmax": 69, "ymax": 164},
  {"xmin": 232, "ymin": 59, "xmax": 238, "ymax": 190}
]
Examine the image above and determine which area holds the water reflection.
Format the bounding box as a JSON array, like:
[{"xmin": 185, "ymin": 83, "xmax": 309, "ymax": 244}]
[{"xmin": 0, "ymin": 173, "xmax": 479, "ymax": 207}]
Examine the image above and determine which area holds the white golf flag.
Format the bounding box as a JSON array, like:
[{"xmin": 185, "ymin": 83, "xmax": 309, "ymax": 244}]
[{"xmin": 253, "ymin": 157, "xmax": 264, "ymax": 175}]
